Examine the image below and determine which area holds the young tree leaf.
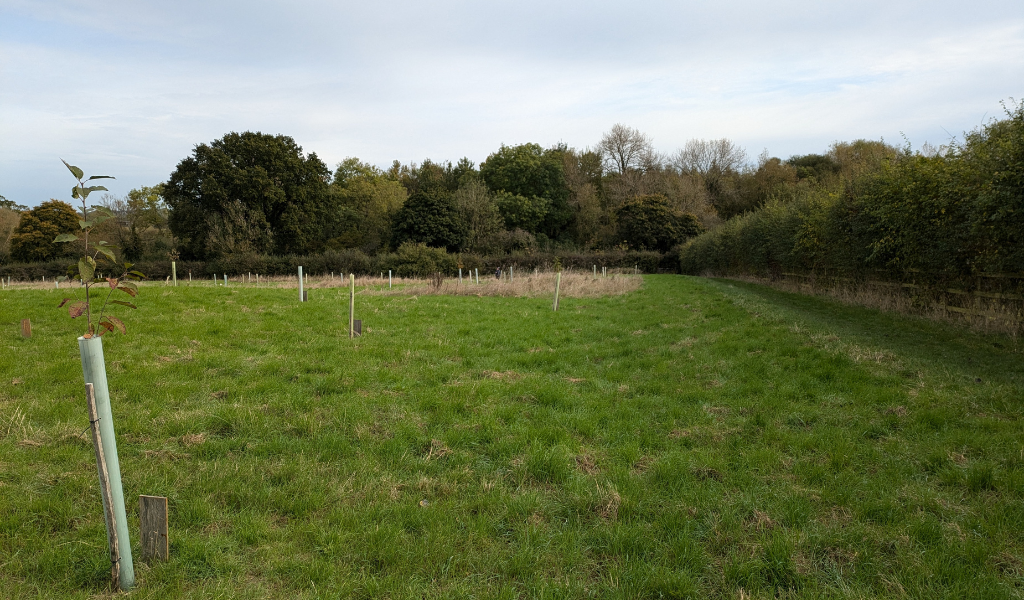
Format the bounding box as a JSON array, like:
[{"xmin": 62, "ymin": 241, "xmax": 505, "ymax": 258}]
[
  {"xmin": 128, "ymin": 270, "xmax": 147, "ymax": 279},
  {"xmin": 90, "ymin": 214, "xmax": 112, "ymax": 226},
  {"xmin": 92, "ymin": 244, "xmax": 116, "ymax": 263},
  {"xmin": 79, "ymin": 256, "xmax": 96, "ymax": 282},
  {"xmin": 58, "ymin": 298, "xmax": 73, "ymax": 308},
  {"xmin": 110, "ymin": 300, "xmax": 137, "ymax": 309},
  {"xmin": 62, "ymin": 159, "xmax": 84, "ymax": 180},
  {"xmin": 68, "ymin": 301, "xmax": 87, "ymax": 318},
  {"xmin": 119, "ymin": 280, "xmax": 138, "ymax": 292},
  {"xmin": 72, "ymin": 187, "xmax": 81, "ymax": 199},
  {"xmin": 97, "ymin": 320, "xmax": 114, "ymax": 336},
  {"xmin": 79, "ymin": 185, "xmax": 107, "ymax": 199},
  {"xmin": 106, "ymin": 277, "xmax": 118, "ymax": 289},
  {"xmin": 79, "ymin": 219, "xmax": 94, "ymax": 229},
  {"xmin": 54, "ymin": 233, "xmax": 80, "ymax": 243},
  {"xmin": 86, "ymin": 175, "xmax": 115, "ymax": 181},
  {"xmin": 117, "ymin": 285, "xmax": 138, "ymax": 297},
  {"xmin": 106, "ymin": 316, "xmax": 127, "ymax": 334}
]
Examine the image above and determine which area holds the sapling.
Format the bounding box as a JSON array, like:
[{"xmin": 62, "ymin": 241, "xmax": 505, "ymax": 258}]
[
  {"xmin": 53, "ymin": 160, "xmax": 142, "ymax": 591},
  {"xmin": 55, "ymin": 160, "xmax": 144, "ymax": 336}
]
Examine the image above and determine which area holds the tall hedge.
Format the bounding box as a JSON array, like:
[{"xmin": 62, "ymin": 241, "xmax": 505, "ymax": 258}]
[{"xmin": 680, "ymin": 103, "xmax": 1024, "ymax": 284}]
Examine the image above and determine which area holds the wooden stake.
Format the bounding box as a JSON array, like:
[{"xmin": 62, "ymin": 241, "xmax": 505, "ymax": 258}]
[
  {"xmin": 349, "ymin": 274, "xmax": 355, "ymax": 338},
  {"xmin": 553, "ymin": 272, "xmax": 561, "ymax": 311},
  {"xmin": 85, "ymin": 383, "xmax": 121, "ymax": 590},
  {"xmin": 20, "ymin": 319, "xmax": 31, "ymax": 338},
  {"xmin": 139, "ymin": 495, "xmax": 169, "ymax": 563}
]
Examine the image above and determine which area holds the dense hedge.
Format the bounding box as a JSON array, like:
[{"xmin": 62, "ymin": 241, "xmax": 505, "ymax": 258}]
[
  {"xmin": 680, "ymin": 103, "xmax": 1024, "ymax": 286},
  {"xmin": 0, "ymin": 246, "xmax": 673, "ymax": 281}
]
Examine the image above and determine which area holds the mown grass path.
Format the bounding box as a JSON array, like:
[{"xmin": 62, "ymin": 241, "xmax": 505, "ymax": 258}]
[{"xmin": 1, "ymin": 276, "xmax": 1022, "ymax": 599}]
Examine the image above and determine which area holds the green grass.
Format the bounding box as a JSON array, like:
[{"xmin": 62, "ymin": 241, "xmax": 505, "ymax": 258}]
[{"xmin": 1, "ymin": 276, "xmax": 1022, "ymax": 599}]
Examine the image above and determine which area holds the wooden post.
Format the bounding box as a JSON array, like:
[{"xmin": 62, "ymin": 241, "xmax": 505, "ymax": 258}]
[
  {"xmin": 139, "ymin": 495, "xmax": 169, "ymax": 563},
  {"xmin": 85, "ymin": 383, "xmax": 122, "ymax": 590},
  {"xmin": 20, "ymin": 319, "xmax": 31, "ymax": 338},
  {"xmin": 553, "ymin": 272, "xmax": 561, "ymax": 311},
  {"xmin": 171, "ymin": 261, "xmax": 177, "ymax": 286},
  {"xmin": 349, "ymin": 274, "xmax": 355, "ymax": 339},
  {"xmin": 298, "ymin": 266, "xmax": 304, "ymax": 302}
]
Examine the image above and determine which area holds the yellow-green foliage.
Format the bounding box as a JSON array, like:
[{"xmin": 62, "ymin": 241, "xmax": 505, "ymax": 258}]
[{"xmin": 8, "ymin": 200, "xmax": 79, "ymax": 262}]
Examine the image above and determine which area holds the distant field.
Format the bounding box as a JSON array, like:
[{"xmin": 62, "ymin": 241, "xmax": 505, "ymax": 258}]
[{"xmin": 1, "ymin": 275, "xmax": 1022, "ymax": 599}]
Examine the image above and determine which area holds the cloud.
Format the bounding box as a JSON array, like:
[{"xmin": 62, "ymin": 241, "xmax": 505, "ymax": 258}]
[{"xmin": 1, "ymin": 0, "xmax": 1022, "ymax": 204}]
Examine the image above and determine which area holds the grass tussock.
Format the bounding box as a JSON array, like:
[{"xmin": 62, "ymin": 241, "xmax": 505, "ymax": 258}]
[
  {"xmin": 726, "ymin": 274, "xmax": 1023, "ymax": 338},
  {"xmin": 371, "ymin": 271, "xmax": 643, "ymax": 299}
]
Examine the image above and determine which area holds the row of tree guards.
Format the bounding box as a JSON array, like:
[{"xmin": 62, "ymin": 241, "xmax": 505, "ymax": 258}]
[
  {"xmin": 17, "ymin": 258, "xmax": 621, "ymax": 591},
  {"xmin": 2, "ymin": 263, "xmax": 633, "ymax": 290}
]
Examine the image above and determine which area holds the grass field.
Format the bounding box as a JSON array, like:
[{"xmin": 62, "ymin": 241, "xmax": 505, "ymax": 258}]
[{"xmin": 1, "ymin": 275, "xmax": 1022, "ymax": 599}]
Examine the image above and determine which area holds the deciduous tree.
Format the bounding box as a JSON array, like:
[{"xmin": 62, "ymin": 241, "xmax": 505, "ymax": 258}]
[
  {"xmin": 164, "ymin": 132, "xmax": 332, "ymax": 258},
  {"xmin": 9, "ymin": 200, "xmax": 79, "ymax": 262}
]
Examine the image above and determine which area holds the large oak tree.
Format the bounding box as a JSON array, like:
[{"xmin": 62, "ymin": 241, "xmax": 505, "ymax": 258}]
[{"xmin": 164, "ymin": 132, "xmax": 332, "ymax": 258}]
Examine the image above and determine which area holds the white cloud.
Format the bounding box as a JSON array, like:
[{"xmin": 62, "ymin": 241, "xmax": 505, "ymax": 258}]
[{"xmin": 1, "ymin": 0, "xmax": 1022, "ymax": 204}]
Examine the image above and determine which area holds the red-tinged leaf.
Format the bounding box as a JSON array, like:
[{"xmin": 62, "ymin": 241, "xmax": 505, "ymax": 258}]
[
  {"xmin": 68, "ymin": 301, "xmax": 87, "ymax": 318},
  {"xmin": 98, "ymin": 320, "xmax": 115, "ymax": 335},
  {"xmin": 106, "ymin": 316, "xmax": 126, "ymax": 334},
  {"xmin": 107, "ymin": 277, "xmax": 118, "ymax": 289},
  {"xmin": 117, "ymin": 285, "xmax": 137, "ymax": 297},
  {"xmin": 110, "ymin": 300, "xmax": 137, "ymax": 309},
  {"xmin": 82, "ymin": 333, "xmax": 93, "ymax": 339},
  {"xmin": 58, "ymin": 298, "xmax": 72, "ymax": 308}
]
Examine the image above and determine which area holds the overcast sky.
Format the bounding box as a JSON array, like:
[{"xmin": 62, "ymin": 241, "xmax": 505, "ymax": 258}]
[{"xmin": 1, "ymin": 0, "xmax": 1022, "ymax": 206}]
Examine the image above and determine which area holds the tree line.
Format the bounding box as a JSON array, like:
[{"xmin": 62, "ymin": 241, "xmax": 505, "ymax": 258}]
[{"xmin": 2, "ymin": 124, "xmax": 839, "ymax": 265}]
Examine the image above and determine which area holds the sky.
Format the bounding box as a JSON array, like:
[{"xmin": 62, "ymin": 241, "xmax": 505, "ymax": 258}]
[{"xmin": 1, "ymin": 0, "xmax": 1022, "ymax": 207}]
